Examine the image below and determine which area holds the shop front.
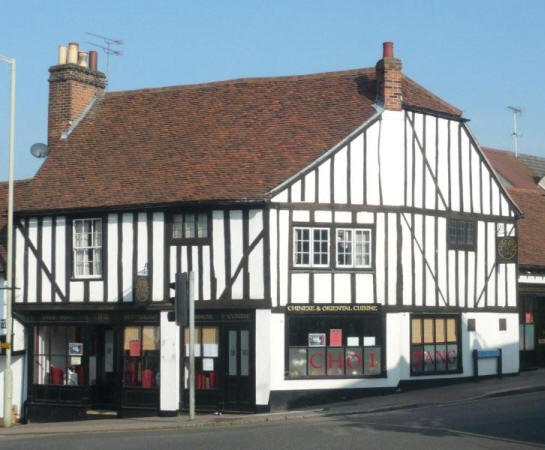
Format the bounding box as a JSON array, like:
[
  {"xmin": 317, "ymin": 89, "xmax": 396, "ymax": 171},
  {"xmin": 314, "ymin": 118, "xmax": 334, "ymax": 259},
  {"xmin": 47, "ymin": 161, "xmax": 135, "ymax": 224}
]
[
  {"xmin": 18, "ymin": 310, "xmax": 160, "ymax": 422},
  {"xmin": 183, "ymin": 310, "xmax": 255, "ymax": 413}
]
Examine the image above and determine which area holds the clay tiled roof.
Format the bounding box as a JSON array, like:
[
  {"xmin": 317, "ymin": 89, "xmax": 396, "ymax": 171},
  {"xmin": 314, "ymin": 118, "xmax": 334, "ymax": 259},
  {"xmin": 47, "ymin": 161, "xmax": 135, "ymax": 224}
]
[
  {"xmin": 482, "ymin": 147, "xmax": 540, "ymax": 191},
  {"xmin": 484, "ymin": 147, "xmax": 545, "ymax": 268},
  {"xmin": 18, "ymin": 67, "xmax": 461, "ymax": 213},
  {"xmin": 509, "ymin": 188, "xmax": 545, "ymax": 268}
]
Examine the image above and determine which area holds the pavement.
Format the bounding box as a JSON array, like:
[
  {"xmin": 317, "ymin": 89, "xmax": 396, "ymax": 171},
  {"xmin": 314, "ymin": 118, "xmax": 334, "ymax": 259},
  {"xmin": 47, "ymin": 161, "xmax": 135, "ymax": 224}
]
[{"xmin": 1, "ymin": 369, "xmax": 544, "ymax": 437}]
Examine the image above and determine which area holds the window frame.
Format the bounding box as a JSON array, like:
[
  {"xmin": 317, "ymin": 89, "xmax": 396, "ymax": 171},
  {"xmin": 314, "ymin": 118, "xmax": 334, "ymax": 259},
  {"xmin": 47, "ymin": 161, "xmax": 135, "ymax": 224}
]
[
  {"xmin": 336, "ymin": 227, "xmax": 373, "ymax": 269},
  {"xmin": 410, "ymin": 314, "xmax": 462, "ymax": 376},
  {"xmin": 447, "ymin": 219, "xmax": 476, "ymax": 251},
  {"xmin": 169, "ymin": 212, "xmax": 211, "ymax": 245},
  {"xmin": 284, "ymin": 313, "xmax": 386, "ymax": 380},
  {"xmin": 72, "ymin": 217, "xmax": 104, "ymax": 280},
  {"xmin": 122, "ymin": 325, "xmax": 161, "ymax": 389},
  {"xmin": 292, "ymin": 226, "xmax": 330, "ymax": 268}
]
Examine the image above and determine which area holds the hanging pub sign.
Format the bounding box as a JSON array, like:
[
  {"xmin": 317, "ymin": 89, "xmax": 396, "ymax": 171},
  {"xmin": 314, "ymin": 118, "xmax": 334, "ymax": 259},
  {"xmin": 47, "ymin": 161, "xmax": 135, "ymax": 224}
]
[
  {"xmin": 496, "ymin": 236, "xmax": 517, "ymax": 263},
  {"xmin": 135, "ymin": 275, "xmax": 151, "ymax": 303}
]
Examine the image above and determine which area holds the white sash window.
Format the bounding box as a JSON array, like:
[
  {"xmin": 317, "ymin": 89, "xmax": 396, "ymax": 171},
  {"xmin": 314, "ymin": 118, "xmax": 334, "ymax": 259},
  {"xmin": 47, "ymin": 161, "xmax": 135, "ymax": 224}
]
[{"xmin": 73, "ymin": 218, "xmax": 102, "ymax": 278}]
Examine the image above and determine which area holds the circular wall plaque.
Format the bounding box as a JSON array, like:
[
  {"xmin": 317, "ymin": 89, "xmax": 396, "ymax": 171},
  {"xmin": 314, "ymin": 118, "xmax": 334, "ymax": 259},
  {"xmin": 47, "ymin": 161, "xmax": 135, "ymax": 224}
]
[{"xmin": 497, "ymin": 237, "xmax": 517, "ymax": 262}]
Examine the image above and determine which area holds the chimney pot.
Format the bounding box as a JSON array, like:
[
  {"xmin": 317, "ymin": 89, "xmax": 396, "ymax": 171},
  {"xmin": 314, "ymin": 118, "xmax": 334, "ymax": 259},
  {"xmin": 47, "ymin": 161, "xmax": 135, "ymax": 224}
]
[
  {"xmin": 376, "ymin": 42, "xmax": 402, "ymax": 111},
  {"xmin": 383, "ymin": 41, "xmax": 394, "ymax": 58},
  {"xmin": 58, "ymin": 45, "xmax": 67, "ymax": 65},
  {"xmin": 78, "ymin": 51, "xmax": 88, "ymax": 68},
  {"xmin": 67, "ymin": 42, "xmax": 79, "ymax": 64},
  {"xmin": 89, "ymin": 51, "xmax": 98, "ymax": 71}
]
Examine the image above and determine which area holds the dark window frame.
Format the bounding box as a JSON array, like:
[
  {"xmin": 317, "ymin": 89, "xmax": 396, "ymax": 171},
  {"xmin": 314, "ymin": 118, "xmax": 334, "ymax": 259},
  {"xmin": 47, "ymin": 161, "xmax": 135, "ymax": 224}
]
[
  {"xmin": 410, "ymin": 314, "xmax": 462, "ymax": 376},
  {"xmin": 447, "ymin": 219, "xmax": 476, "ymax": 251},
  {"xmin": 284, "ymin": 313, "xmax": 386, "ymax": 380},
  {"xmin": 122, "ymin": 325, "xmax": 161, "ymax": 389},
  {"xmin": 168, "ymin": 211, "xmax": 211, "ymax": 245}
]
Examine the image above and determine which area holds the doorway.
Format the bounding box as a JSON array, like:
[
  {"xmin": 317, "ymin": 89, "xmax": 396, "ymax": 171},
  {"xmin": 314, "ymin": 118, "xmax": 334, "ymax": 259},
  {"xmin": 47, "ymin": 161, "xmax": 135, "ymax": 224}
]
[
  {"xmin": 223, "ymin": 325, "xmax": 252, "ymax": 410},
  {"xmin": 90, "ymin": 326, "xmax": 120, "ymax": 408}
]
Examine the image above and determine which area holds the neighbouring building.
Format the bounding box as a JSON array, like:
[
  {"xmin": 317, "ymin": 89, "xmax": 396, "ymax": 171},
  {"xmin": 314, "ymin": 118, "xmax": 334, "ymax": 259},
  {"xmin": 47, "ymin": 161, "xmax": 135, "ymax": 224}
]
[
  {"xmin": 0, "ymin": 41, "xmax": 521, "ymax": 422},
  {"xmin": 484, "ymin": 148, "xmax": 545, "ymax": 368}
]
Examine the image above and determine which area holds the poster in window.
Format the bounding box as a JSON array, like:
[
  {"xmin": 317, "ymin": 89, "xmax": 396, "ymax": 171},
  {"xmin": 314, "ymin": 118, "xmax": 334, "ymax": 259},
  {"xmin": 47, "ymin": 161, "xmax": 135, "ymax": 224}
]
[
  {"xmin": 363, "ymin": 336, "xmax": 376, "ymax": 347},
  {"xmin": 68, "ymin": 342, "xmax": 83, "ymax": 356},
  {"xmin": 202, "ymin": 358, "xmax": 214, "ymax": 372},
  {"xmin": 203, "ymin": 327, "xmax": 219, "ymax": 357},
  {"xmin": 364, "ymin": 346, "xmax": 381, "ymax": 375},
  {"xmin": 124, "ymin": 327, "xmax": 140, "ymax": 350},
  {"xmin": 289, "ymin": 347, "xmax": 307, "ymax": 377},
  {"xmin": 329, "ymin": 329, "xmax": 342, "ymax": 347},
  {"xmin": 129, "ymin": 340, "xmax": 141, "ymax": 357},
  {"xmin": 308, "ymin": 333, "xmax": 326, "ymax": 347},
  {"xmin": 142, "ymin": 327, "xmax": 159, "ymax": 350},
  {"xmin": 347, "ymin": 336, "xmax": 359, "ymax": 347}
]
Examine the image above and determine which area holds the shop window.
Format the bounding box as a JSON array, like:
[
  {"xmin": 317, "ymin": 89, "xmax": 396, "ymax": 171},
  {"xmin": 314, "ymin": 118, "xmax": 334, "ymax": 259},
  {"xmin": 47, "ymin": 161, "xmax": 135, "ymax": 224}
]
[
  {"xmin": 172, "ymin": 213, "xmax": 208, "ymax": 241},
  {"xmin": 411, "ymin": 316, "xmax": 460, "ymax": 375},
  {"xmin": 336, "ymin": 228, "xmax": 372, "ymax": 268},
  {"xmin": 73, "ymin": 218, "xmax": 102, "ymax": 278},
  {"xmin": 293, "ymin": 227, "xmax": 329, "ymax": 267},
  {"xmin": 33, "ymin": 325, "xmax": 85, "ymax": 386},
  {"xmin": 286, "ymin": 315, "xmax": 383, "ymax": 378},
  {"xmin": 520, "ymin": 298, "xmax": 535, "ymax": 351},
  {"xmin": 123, "ymin": 326, "xmax": 160, "ymax": 388},
  {"xmin": 447, "ymin": 219, "xmax": 475, "ymax": 250},
  {"xmin": 183, "ymin": 326, "xmax": 220, "ymax": 390}
]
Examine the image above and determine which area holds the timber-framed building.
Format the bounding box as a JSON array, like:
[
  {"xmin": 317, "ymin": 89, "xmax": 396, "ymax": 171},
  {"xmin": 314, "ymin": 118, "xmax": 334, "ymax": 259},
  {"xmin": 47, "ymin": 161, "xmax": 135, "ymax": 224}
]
[{"xmin": 0, "ymin": 41, "xmax": 521, "ymax": 421}]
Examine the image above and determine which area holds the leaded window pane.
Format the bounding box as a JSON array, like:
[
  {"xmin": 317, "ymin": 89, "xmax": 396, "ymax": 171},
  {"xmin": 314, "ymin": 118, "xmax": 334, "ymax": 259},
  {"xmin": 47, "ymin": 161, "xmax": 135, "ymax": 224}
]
[
  {"xmin": 172, "ymin": 214, "xmax": 183, "ymax": 239},
  {"xmin": 184, "ymin": 214, "xmax": 196, "ymax": 238},
  {"xmin": 197, "ymin": 214, "xmax": 208, "ymax": 238}
]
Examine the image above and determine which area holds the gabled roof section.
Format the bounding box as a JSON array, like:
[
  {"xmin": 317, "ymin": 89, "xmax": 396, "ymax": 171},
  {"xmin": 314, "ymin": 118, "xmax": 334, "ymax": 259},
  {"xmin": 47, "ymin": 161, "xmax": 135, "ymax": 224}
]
[
  {"xmin": 21, "ymin": 67, "xmax": 462, "ymax": 213},
  {"xmin": 484, "ymin": 147, "xmax": 545, "ymax": 268}
]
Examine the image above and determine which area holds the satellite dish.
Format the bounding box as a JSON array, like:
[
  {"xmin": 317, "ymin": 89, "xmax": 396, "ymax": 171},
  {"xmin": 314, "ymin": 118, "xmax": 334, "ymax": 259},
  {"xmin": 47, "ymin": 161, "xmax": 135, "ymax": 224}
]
[{"xmin": 30, "ymin": 143, "xmax": 49, "ymax": 158}]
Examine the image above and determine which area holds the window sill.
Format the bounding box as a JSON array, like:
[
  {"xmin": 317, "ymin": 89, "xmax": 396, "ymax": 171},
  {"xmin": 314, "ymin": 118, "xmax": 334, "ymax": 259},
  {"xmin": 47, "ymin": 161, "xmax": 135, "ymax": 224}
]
[
  {"xmin": 409, "ymin": 369, "xmax": 462, "ymax": 377},
  {"xmin": 284, "ymin": 374, "xmax": 386, "ymax": 380},
  {"xmin": 71, "ymin": 276, "xmax": 104, "ymax": 282}
]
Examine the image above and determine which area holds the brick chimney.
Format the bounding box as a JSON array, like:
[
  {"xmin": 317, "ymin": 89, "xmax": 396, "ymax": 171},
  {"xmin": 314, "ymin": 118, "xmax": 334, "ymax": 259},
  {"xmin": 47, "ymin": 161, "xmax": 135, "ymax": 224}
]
[
  {"xmin": 375, "ymin": 41, "xmax": 403, "ymax": 111},
  {"xmin": 48, "ymin": 42, "xmax": 106, "ymax": 145}
]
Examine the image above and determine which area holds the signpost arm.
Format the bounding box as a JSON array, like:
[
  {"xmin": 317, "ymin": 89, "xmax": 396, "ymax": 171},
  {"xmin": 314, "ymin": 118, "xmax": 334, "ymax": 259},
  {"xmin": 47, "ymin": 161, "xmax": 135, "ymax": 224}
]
[{"xmin": 189, "ymin": 271, "xmax": 195, "ymax": 420}]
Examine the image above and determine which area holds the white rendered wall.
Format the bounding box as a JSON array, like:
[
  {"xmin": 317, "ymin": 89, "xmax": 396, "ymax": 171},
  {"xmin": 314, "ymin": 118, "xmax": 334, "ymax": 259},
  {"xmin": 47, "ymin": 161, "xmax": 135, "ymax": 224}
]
[
  {"xmin": 255, "ymin": 309, "xmax": 271, "ymax": 406},
  {"xmin": 160, "ymin": 311, "xmax": 180, "ymax": 412}
]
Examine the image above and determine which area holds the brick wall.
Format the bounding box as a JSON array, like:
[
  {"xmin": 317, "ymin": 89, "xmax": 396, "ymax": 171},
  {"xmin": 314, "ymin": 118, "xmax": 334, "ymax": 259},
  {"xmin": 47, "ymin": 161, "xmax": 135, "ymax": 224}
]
[{"xmin": 48, "ymin": 64, "xmax": 106, "ymax": 145}]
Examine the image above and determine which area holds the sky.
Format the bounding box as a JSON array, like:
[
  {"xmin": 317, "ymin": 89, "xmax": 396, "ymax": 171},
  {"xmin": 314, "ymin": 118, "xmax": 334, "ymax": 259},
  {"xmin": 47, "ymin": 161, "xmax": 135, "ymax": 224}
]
[{"xmin": 0, "ymin": 0, "xmax": 544, "ymax": 181}]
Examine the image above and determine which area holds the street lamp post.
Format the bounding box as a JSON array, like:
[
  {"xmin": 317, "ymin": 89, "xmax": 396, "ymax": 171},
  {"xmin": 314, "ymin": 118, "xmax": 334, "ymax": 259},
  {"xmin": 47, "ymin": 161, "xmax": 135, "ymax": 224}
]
[{"xmin": 0, "ymin": 54, "xmax": 16, "ymax": 428}]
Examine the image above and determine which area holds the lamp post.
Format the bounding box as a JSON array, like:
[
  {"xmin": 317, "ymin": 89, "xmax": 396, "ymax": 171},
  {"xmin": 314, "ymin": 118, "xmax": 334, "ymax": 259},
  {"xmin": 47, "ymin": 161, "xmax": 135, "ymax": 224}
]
[{"xmin": 0, "ymin": 54, "xmax": 16, "ymax": 428}]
